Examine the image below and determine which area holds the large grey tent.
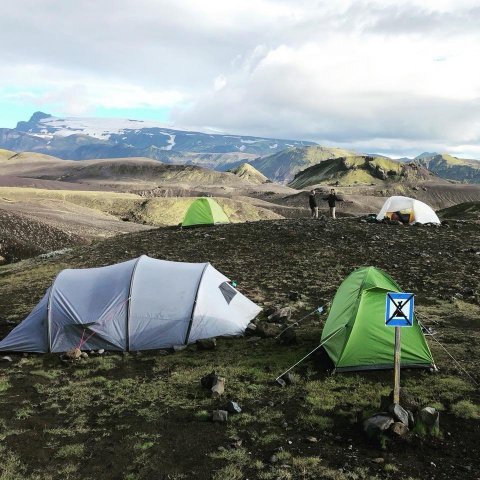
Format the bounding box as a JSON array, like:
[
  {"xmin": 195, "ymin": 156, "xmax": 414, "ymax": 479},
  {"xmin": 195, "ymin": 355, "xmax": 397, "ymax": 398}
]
[{"xmin": 0, "ymin": 256, "xmax": 261, "ymax": 353}]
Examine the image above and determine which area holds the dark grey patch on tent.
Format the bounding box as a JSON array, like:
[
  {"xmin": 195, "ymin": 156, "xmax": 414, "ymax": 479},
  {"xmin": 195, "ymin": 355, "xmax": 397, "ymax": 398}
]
[{"xmin": 219, "ymin": 282, "xmax": 237, "ymax": 304}]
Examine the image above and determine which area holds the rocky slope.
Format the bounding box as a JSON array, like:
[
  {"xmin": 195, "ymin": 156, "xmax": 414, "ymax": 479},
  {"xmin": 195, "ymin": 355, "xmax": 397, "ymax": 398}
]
[
  {"xmin": 230, "ymin": 163, "xmax": 269, "ymax": 184},
  {"xmin": 288, "ymin": 155, "xmax": 435, "ymax": 189},
  {"xmin": 0, "ymin": 209, "xmax": 82, "ymax": 263},
  {"xmin": 251, "ymin": 145, "xmax": 358, "ymax": 183},
  {"xmin": 413, "ymin": 153, "xmax": 480, "ymax": 184}
]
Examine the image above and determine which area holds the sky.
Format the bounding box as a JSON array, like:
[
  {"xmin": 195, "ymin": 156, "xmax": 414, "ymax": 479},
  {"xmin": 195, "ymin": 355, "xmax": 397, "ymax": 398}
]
[{"xmin": 1, "ymin": 0, "xmax": 479, "ymax": 158}]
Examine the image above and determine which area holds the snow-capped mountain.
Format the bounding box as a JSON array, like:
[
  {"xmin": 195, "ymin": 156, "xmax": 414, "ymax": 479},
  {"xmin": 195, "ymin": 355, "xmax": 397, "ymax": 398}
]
[{"xmin": 0, "ymin": 112, "xmax": 316, "ymax": 166}]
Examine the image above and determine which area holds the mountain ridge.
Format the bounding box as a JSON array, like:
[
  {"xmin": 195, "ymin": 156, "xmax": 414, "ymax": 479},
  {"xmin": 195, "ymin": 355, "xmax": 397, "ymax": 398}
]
[{"xmin": 1, "ymin": 112, "xmax": 316, "ymax": 161}]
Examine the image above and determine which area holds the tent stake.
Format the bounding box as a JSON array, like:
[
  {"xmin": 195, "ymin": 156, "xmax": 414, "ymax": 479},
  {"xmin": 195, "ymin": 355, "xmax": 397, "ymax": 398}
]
[{"xmin": 275, "ymin": 326, "xmax": 344, "ymax": 381}]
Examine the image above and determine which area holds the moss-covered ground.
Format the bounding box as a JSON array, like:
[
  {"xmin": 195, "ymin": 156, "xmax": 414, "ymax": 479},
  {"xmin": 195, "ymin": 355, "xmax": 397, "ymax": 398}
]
[{"xmin": 0, "ymin": 218, "xmax": 478, "ymax": 479}]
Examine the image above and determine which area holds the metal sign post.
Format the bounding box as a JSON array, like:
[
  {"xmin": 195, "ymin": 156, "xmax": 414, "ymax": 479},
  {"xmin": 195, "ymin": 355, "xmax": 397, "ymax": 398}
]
[{"xmin": 386, "ymin": 292, "xmax": 414, "ymax": 405}]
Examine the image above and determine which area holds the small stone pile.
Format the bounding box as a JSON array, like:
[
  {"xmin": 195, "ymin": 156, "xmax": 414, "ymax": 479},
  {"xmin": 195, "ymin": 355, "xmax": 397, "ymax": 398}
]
[
  {"xmin": 363, "ymin": 392, "xmax": 440, "ymax": 442},
  {"xmin": 200, "ymin": 371, "xmax": 243, "ymax": 423}
]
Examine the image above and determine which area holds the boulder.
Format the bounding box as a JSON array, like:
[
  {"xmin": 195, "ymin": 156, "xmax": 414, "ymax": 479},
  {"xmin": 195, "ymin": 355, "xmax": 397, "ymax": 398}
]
[
  {"xmin": 0, "ymin": 356, "xmax": 13, "ymax": 363},
  {"xmin": 97, "ymin": 349, "xmax": 105, "ymax": 355},
  {"xmin": 257, "ymin": 323, "xmax": 281, "ymax": 338},
  {"xmin": 196, "ymin": 338, "xmax": 217, "ymax": 350},
  {"xmin": 364, "ymin": 414, "xmax": 394, "ymax": 439},
  {"xmin": 212, "ymin": 410, "xmax": 228, "ymax": 423},
  {"xmin": 390, "ymin": 421, "xmax": 409, "ymax": 436},
  {"xmin": 282, "ymin": 372, "xmax": 295, "ymax": 385},
  {"xmin": 288, "ymin": 291, "xmax": 300, "ymax": 301},
  {"xmin": 64, "ymin": 347, "xmax": 82, "ymax": 360},
  {"xmin": 419, "ymin": 407, "xmax": 440, "ymax": 432},
  {"xmin": 279, "ymin": 329, "xmax": 297, "ymax": 345},
  {"xmin": 201, "ymin": 371, "xmax": 218, "ymax": 389},
  {"xmin": 225, "ymin": 401, "xmax": 242, "ymax": 414},
  {"xmin": 389, "ymin": 403, "xmax": 409, "ymax": 426},
  {"xmin": 267, "ymin": 307, "xmax": 292, "ymax": 323},
  {"xmin": 276, "ymin": 378, "xmax": 287, "ymax": 388},
  {"xmin": 211, "ymin": 377, "xmax": 225, "ymax": 397},
  {"xmin": 80, "ymin": 352, "xmax": 89, "ymax": 359},
  {"xmin": 245, "ymin": 323, "xmax": 257, "ymax": 335},
  {"xmin": 407, "ymin": 410, "xmax": 415, "ymax": 429}
]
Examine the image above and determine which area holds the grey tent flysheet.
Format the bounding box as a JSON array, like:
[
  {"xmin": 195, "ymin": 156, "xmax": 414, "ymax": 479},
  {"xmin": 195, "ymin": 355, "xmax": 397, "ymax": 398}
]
[{"xmin": 0, "ymin": 256, "xmax": 261, "ymax": 353}]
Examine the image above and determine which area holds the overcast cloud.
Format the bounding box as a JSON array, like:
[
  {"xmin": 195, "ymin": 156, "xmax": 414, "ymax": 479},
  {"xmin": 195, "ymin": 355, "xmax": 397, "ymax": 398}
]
[{"xmin": 1, "ymin": 0, "xmax": 479, "ymax": 158}]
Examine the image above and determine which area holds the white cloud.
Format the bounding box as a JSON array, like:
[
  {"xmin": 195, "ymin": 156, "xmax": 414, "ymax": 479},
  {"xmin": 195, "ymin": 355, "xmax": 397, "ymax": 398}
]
[{"xmin": 0, "ymin": 0, "xmax": 479, "ymax": 156}]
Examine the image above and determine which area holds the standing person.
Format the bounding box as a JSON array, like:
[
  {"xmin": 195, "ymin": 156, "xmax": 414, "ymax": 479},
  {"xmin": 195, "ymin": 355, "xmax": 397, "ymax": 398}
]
[
  {"xmin": 323, "ymin": 188, "xmax": 343, "ymax": 219},
  {"xmin": 309, "ymin": 189, "xmax": 318, "ymax": 219}
]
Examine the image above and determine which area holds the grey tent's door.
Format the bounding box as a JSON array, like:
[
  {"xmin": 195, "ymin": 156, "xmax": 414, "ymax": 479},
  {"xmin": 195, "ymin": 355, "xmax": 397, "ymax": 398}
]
[{"xmin": 49, "ymin": 259, "xmax": 137, "ymax": 352}]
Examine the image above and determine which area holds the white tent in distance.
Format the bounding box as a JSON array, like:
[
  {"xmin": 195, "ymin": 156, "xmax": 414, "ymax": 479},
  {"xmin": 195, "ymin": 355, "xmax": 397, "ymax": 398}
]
[{"xmin": 377, "ymin": 196, "xmax": 441, "ymax": 224}]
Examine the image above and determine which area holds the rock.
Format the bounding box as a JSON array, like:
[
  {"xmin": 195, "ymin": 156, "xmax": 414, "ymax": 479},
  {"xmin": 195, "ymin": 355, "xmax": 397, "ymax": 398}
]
[
  {"xmin": 267, "ymin": 307, "xmax": 292, "ymax": 323},
  {"xmin": 225, "ymin": 401, "xmax": 242, "ymax": 414},
  {"xmin": 269, "ymin": 454, "xmax": 278, "ymax": 464},
  {"xmin": 97, "ymin": 348, "xmax": 105, "ymax": 354},
  {"xmin": 276, "ymin": 378, "xmax": 287, "ymax": 388},
  {"xmin": 364, "ymin": 414, "xmax": 394, "ymax": 439},
  {"xmin": 196, "ymin": 338, "xmax": 217, "ymax": 350},
  {"xmin": 288, "ymin": 291, "xmax": 300, "ymax": 301},
  {"xmin": 305, "ymin": 436, "xmax": 318, "ymax": 443},
  {"xmin": 173, "ymin": 345, "xmax": 186, "ymax": 352},
  {"xmin": 212, "ymin": 410, "xmax": 228, "ymax": 422},
  {"xmin": 407, "ymin": 410, "xmax": 415, "ymax": 429},
  {"xmin": 211, "ymin": 377, "xmax": 225, "ymax": 397},
  {"xmin": 282, "ymin": 372, "xmax": 295, "ymax": 385},
  {"xmin": 279, "ymin": 329, "xmax": 297, "ymax": 345},
  {"xmin": 245, "ymin": 322, "xmax": 257, "ymax": 335},
  {"xmin": 390, "ymin": 421, "xmax": 409, "ymax": 436},
  {"xmin": 80, "ymin": 352, "xmax": 89, "ymax": 359},
  {"xmin": 64, "ymin": 347, "xmax": 82, "ymax": 360},
  {"xmin": 371, "ymin": 458, "xmax": 385, "ymax": 464},
  {"xmin": 419, "ymin": 407, "xmax": 440, "ymax": 432},
  {"xmin": 227, "ymin": 436, "xmax": 242, "ymax": 449},
  {"xmin": 257, "ymin": 323, "xmax": 281, "ymax": 338},
  {"xmin": 201, "ymin": 371, "xmax": 218, "ymax": 389},
  {"xmin": 0, "ymin": 356, "xmax": 13, "ymax": 362},
  {"xmin": 389, "ymin": 403, "xmax": 409, "ymax": 426}
]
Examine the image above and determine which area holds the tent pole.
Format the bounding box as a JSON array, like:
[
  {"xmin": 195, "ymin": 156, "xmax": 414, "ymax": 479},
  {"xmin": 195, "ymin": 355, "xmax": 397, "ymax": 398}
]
[
  {"xmin": 184, "ymin": 263, "xmax": 209, "ymax": 345},
  {"xmin": 127, "ymin": 256, "xmax": 143, "ymax": 352}
]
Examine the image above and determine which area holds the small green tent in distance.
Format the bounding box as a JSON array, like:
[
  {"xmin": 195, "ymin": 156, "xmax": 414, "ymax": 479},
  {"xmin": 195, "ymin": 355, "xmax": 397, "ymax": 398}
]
[
  {"xmin": 182, "ymin": 197, "xmax": 230, "ymax": 227},
  {"xmin": 321, "ymin": 266, "xmax": 434, "ymax": 372}
]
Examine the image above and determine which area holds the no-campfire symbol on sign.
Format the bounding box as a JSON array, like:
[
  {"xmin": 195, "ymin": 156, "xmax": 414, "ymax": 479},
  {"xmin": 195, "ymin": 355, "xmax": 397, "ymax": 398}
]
[{"xmin": 385, "ymin": 292, "xmax": 414, "ymax": 327}]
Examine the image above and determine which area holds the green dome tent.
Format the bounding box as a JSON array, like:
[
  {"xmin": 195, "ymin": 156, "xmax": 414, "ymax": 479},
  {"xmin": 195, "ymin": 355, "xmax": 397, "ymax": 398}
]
[
  {"xmin": 321, "ymin": 267, "xmax": 434, "ymax": 372},
  {"xmin": 182, "ymin": 197, "xmax": 230, "ymax": 227}
]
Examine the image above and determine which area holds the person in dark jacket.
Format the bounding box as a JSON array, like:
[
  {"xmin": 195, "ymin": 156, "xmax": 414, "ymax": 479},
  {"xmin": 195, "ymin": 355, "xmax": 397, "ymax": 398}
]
[
  {"xmin": 323, "ymin": 188, "xmax": 343, "ymax": 219},
  {"xmin": 309, "ymin": 189, "xmax": 318, "ymax": 219}
]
